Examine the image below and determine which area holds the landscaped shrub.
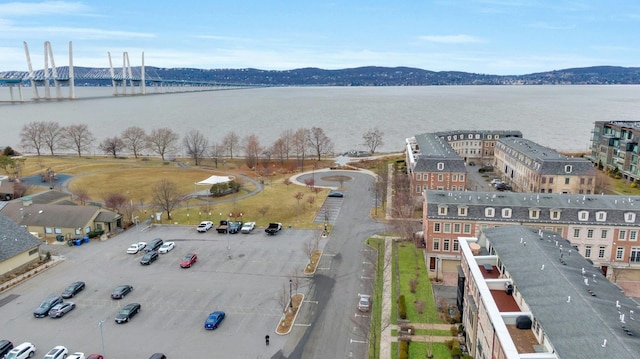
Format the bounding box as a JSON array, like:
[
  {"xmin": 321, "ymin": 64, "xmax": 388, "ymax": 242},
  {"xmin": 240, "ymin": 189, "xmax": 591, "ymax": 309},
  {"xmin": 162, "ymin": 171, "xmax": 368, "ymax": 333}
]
[
  {"xmin": 399, "ymin": 340, "xmax": 409, "ymax": 359},
  {"xmin": 398, "ymin": 294, "xmax": 407, "ymax": 320},
  {"xmin": 450, "ymin": 325, "xmax": 458, "ymax": 336},
  {"xmin": 209, "ymin": 180, "xmax": 241, "ymax": 197},
  {"xmin": 451, "ymin": 346, "xmax": 463, "ymax": 358},
  {"xmin": 409, "ymin": 278, "xmax": 419, "ymax": 293},
  {"xmin": 444, "ymin": 339, "xmax": 456, "ymax": 350}
]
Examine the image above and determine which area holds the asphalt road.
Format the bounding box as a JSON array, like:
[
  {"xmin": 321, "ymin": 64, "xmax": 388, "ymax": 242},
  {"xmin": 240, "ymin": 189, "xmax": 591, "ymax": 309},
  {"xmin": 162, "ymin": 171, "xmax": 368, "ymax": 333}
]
[
  {"xmin": 1, "ymin": 225, "xmax": 321, "ymax": 358},
  {"xmin": 272, "ymin": 170, "xmax": 386, "ymax": 359}
]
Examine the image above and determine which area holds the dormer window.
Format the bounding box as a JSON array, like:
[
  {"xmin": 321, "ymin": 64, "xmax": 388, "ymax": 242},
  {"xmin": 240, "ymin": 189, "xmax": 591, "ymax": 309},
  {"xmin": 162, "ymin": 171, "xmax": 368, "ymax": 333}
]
[
  {"xmin": 625, "ymin": 212, "xmax": 636, "ymax": 223},
  {"xmin": 485, "ymin": 207, "xmax": 495, "ymax": 217},
  {"xmin": 529, "ymin": 208, "xmax": 540, "ymax": 219},
  {"xmin": 596, "ymin": 211, "xmax": 607, "ymax": 222},
  {"xmin": 501, "ymin": 208, "xmax": 512, "ymax": 218},
  {"xmin": 438, "ymin": 205, "xmax": 448, "ymax": 216},
  {"xmin": 579, "ymin": 210, "xmax": 589, "ymax": 221},
  {"xmin": 437, "ymin": 162, "xmax": 444, "ymax": 171},
  {"xmin": 565, "ymin": 165, "xmax": 572, "ymax": 173},
  {"xmin": 458, "ymin": 206, "xmax": 468, "ymax": 216},
  {"xmin": 550, "ymin": 210, "xmax": 561, "ymax": 220}
]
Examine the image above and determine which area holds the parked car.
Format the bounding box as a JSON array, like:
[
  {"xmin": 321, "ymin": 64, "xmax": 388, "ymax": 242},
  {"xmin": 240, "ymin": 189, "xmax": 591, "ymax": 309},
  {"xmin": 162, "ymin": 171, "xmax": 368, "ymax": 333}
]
[
  {"xmin": 180, "ymin": 253, "xmax": 198, "ymax": 268},
  {"xmin": 490, "ymin": 178, "xmax": 503, "ymax": 186},
  {"xmin": 148, "ymin": 354, "xmax": 166, "ymax": 359},
  {"xmin": 241, "ymin": 221, "xmax": 256, "ymax": 233},
  {"xmin": 145, "ymin": 238, "xmax": 163, "ymax": 252},
  {"xmin": 0, "ymin": 340, "xmax": 13, "ymax": 358},
  {"xmin": 204, "ymin": 311, "xmax": 226, "ymax": 330},
  {"xmin": 48, "ymin": 302, "xmax": 75, "ymax": 318},
  {"xmin": 228, "ymin": 221, "xmax": 243, "ymax": 234},
  {"xmin": 4, "ymin": 342, "xmax": 36, "ymax": 359},
  {"xmin": 328, "ymin": 190, "xmax": 344, "ymax": 198},
  {"xmin": 496, "ymin": 182, "xmax": 513, "ymax": 191},
  {"xmin": 126, "ymin": 242, "xmax": 147, "ymax": 254},
  {"xmin": 42, "ymin": 346, "xmax": 68, "ymax": 359},
  {"xmin": 111, "ymin": 285, "xmax": 133, "ymax": 299},
  {"xmin": 197, "ymin": 221, "xmax": 213, "ymax": 232},
  {"xmin": 115, "ymin": 303, "xmax": 141, "ymax": 324},
  {"xmin": 140, "ymin": 250, "xmax": 159, "ymax": 265},
  {"xmin": 265, "ymin": 222, "xmax": 282, "ymax": 235},
  {"xmin": 67, "ymin": 353, "xmax": 86, "ymax": 359},
  {"xmin": 158, "ymin": 241, "xmax": 175, "ymax": 254},
  {"xmin": 62, "ymin": 281, "xmax": 85, "ymax": 298},
  {"xmin": 357, "ymin": 294, "xmax": 371, "ymax": 312},
  {"xmin": 33, "ymin": 295, "xmax": 63, "ymax": 318},
  {"xmin": 86, "ymin": 354, "xmax": 104, "ymax": 359}
]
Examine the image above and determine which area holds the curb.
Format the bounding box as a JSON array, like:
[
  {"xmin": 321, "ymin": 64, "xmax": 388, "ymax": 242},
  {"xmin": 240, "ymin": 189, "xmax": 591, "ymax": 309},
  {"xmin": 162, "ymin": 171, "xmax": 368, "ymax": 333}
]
[
  {"xmin": 303, "ymin": 250, "xmax": 323, "ymax": 276},
  {"xmin": 275, "ymin": 293, "xmax": 305, "ymax": 335},
  {"xmin": 0, "ymin": 256, "xmax": 65, "ymax": 294}
]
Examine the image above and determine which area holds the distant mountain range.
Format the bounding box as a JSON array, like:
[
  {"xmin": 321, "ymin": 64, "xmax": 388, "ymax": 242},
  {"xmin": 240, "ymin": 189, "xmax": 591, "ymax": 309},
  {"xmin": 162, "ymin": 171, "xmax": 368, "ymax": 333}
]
[{"xmin": 2, "ymin": 65, "xmax": 640, "ymax": 86}]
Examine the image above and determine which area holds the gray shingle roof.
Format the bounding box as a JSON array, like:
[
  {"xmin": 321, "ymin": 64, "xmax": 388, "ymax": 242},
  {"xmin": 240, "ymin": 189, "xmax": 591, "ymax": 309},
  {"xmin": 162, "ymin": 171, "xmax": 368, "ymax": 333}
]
[
  {"xmin": 434, "ymin": 129, "xmax": 523, "ymax": 139},
  {"xmin": 0, "ymin": 214, "xmax": 43, "ymax": 262},
  {"xmin": 0, "ymin": 202, "xmax": 101, "ymax": 228},
  {"xmin": 498, "ymin": 137, "xmax": 595, "ymax": 175},
  {"xmin": 484, "ymin": 226, "xmax": 640, "ymax": 359},
  {"xmin": 426, "ymin": 190, "xmax": 640, "ymax": 226},
  {"xmin": 413, "ymin": 133, "xmax": 468, "ymax": 173}
]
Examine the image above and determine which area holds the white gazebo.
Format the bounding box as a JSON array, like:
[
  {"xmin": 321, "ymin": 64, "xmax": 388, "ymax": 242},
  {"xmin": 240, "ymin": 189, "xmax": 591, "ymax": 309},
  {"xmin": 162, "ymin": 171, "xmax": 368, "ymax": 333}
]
[{"xmin": 194, "ymin": 175, "xmax": 235, "ymax": 197}]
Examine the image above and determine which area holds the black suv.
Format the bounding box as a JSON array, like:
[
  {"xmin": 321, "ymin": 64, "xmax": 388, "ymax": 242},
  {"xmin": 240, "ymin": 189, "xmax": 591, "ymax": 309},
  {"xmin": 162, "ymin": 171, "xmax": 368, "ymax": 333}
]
[
  {"xmin": 145, "ymin": 238, "xmax": 163, "ymax": 252},
  {"xmin": 34, "ymin": 295, "xmax": 63, "ymax": 318},
  {"xmin": 0, "ymin": 340, "xmax": 13, "ymax": 358},
  {"xmin": 140, "ymin": 250, "xmax": 159, "ymax": 265}
]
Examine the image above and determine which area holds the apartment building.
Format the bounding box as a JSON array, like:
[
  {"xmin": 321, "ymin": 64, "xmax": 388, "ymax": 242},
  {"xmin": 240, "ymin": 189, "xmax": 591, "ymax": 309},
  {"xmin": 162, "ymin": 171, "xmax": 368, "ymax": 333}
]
[
  {"xmin": 494, "ymin": 137, "xmax": 596, "ymax": 194},
  {"xmin": 590, "ymin": 120, "xmax": 640, "ymax": 182},
  {"xmin": 458, "ymin": 226, "xmax": 639, "ymax": 359},
  {"xmin": 422, "ymin": 190, "xmax": 640, "ymax": 283},
  {"xmin": 405, "ymin": 130, "xmax": 522, "ymax": 197}
]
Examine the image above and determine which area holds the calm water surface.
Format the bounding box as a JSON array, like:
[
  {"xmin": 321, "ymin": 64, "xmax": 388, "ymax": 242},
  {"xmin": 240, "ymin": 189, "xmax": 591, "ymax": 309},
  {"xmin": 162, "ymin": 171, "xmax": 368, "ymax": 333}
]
[{"xmin": 1, "ymin": 85, "xmax": 639, "ymax": 154}]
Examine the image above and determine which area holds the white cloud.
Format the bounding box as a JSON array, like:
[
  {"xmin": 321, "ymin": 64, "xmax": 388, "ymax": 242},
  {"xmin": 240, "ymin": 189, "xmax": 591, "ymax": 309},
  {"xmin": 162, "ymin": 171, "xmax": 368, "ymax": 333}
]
[
  {"xmin": 418, "ymin": 34, "xmax": 485, "ymax": 44},
  {"xmin": 0, "ymin": 1, "xmax": 91, "ymax": 16}
]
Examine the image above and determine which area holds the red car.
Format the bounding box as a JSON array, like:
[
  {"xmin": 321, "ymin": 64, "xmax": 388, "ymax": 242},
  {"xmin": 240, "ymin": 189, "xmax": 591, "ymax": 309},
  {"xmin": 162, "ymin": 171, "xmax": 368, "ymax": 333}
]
[
  {"xmin": 180, "ymin": 253, "xmax": 197, "ymax": 268},
  {"xmin": 87, "ymin": 355, "xmax": 104, "ymax": 359}
]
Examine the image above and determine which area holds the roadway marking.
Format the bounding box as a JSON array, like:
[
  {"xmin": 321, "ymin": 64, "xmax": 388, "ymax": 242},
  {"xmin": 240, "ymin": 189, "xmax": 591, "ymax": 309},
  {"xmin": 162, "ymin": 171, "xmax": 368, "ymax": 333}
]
[
  {"xmin": 317, "ymin": 267, "xmax": 331, "ymax": 270},
  {"xmin": 350, "ymin": 339, "xmax": 367, "ymax": 344},
  {"xmin": 294, "ymin": 323, "xmax": 312, "ymax": 327},
  {"xmin": 304, "ymin": 300, "xmax": 319, "ymax": 304},
  {"xmin": 361, "ymin": 276, "xmax": 372, "ymax": 280}
]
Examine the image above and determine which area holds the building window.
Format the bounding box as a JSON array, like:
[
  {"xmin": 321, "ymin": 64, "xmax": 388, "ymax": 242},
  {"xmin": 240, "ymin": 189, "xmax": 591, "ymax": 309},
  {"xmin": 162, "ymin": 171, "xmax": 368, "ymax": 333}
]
[
  {"xmin": 453, "ymin": 239, "xmax": 459, "ymax": 252},
  {"xmin": 596, "ymin": 211, "xmax": 607, "ymax": 222},
  {"xmin": 458, "ymin": 207, "xmax": 468, "ymax": 216},
  {"xmin": 579, "ymin": 211, "xmax": 589, "ymax": 221},
  {"xmin": 541, "ymin": 177, "xmax": 546, "ymax": 184},
  {"xmin": 434, "ymin": 223, "xmax": 441, "ymax": 233},
  {"xmin": 416, "ymin": 185, "xmax": 421, "ymax": 193},
  {"xmin": 587, "ymin": 229, "xmax": 594, "ymax": 238},
  {"xmin": 452, "ymin": 174, "xmax": 458, "ymax": 181},
  {"xmin": 438, "ymin": 174, "xmax": 443, "ymax": 181},
  {"xmin": 631, "ymin": 247, "xmax": 640, "ymax": 263},
  {"xmin": 433, "ymin": 238, "xmax": 440, "ymax": 251},
  {"xmin": 550, "ymin": 210, "xmax": 561, "ymax": 220},
  {"xmin": 54, "ymin": 228, "xmax": 62, "ymax": 234},
  {"xmin": 28, "ymin": 248, "xmax": 39, "ymax": 256},
  {"xmin": 459, "ymin": 174, "xmax": 465, "ymax": 181},
  {"xmin": 444, "ymin": 223, "xmax": 451, "ymax": 233},
  {"xmin": 438, "ymin": 206, "xmax": 448, "ymax": 215},
  {"xmin": 454, "ymin": 223, "xmax": 461, "ymax": 233},
  {"xmin": 549, "ymin": 177, "xmax": 554, "ymax": 184},
  {"xmin": 529, "ymin": 209, "xmax": 540, "ymax": 219},
  {"xmin": 45, "ymin": 227, "xmax": 53, "ymax": 234},
  {"xmin": 619, "ymin": 230, "xmax": 627, "ymax": 240},
  {"xmin": 485, "ymin": 208, "xmax": 495, "ymax": 217},
  {"xmin": 573, "ymin": 228, "xmax": 580, "ymax": 238},
  {"xmin": 631, "ymin": 230, "xmax": 638, "ymax": 241},
  {"xmin": 598, "ymin": 246, "xmax": 606, "ymax": 259},
  {"xmin": 564, "ymin": 177, "xmax": 570, "ymax": 185},
  {"xmin": 443, "ymin": 239, "xmax": 450, "ymax": 251},
  {"xmin": 588, "ymin": 178, "xmax": 593, "ymax": 185},
  {"xmin": 463, "ymin": 223, "xmax": 472, "ymax": 234},
  {"xmin": 616, "ymin": 247, "xmax": 624, "ymax": 260},
  {"xmin": 548, "ymin": 189, "xmax": 553, "ymax": 193},
  {"xmin": 416, "ymin": 173, "xmax": 422, "ymax": 181},
  {"xmin": 601, "ymin": 229, "xmax": 608, "ymax": 239},
  {"xmin": 580, "ymin": 178, "xmax": 585, "ymax": 185},
  {"xmin": 501, "ymin": 208, "xmax": 512, "ymax": 218},
  {"xmin": 565, "ymin": 165, "xmax": 572, "ymax": 173},
  {"xmin": 625, "ymin": 212, "xmax": 636, "ymax": 223},
  {"xmin": 585, "ymin": 245, "xmax": 592, "ymax": 258},
  {"xmin": 437, "ymin": 162, "xmax": 444, "ymax": 171},
  {"xmin": 488, "ymin": 135, "xmax": 492, "ymax": 139}
]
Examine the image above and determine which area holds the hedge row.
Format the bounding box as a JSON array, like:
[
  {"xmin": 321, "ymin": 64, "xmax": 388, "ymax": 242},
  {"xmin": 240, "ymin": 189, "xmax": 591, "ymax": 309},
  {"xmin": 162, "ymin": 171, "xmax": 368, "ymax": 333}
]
[{"xmin": 398, "ymin": 294, "xmax": 407, "ymax": 320}]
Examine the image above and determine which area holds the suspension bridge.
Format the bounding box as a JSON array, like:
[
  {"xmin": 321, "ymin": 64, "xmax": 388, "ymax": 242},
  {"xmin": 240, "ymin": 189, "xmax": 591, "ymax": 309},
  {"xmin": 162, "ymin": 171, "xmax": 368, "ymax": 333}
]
[{"xmin": 0, "ymin": 41, "xmax": 259, "ymax": 103}]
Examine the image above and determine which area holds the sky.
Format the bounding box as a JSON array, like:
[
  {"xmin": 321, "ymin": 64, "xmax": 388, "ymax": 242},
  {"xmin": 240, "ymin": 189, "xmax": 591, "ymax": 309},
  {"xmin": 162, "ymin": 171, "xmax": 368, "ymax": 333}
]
[{"xmin": 0, "ymin": 0, "xmax": 639, "ymax": 75}]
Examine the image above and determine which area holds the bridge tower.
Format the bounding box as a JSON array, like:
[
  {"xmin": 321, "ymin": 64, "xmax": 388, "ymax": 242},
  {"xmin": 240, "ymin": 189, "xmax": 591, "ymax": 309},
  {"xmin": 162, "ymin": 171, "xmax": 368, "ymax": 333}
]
[
  {"xmin": 23, "ymin": 41, "xmax": 75, "ymax": 100},
  {"xmin": 108, "ymin": 51, "xmax": 146, "ymax": 96}
]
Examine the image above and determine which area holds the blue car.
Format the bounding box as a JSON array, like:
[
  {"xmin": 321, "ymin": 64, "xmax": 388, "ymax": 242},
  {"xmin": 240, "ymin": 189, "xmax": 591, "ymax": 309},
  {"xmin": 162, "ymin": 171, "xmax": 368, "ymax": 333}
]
[{"xmin": 204, "ymin": 311, "xmax": 225, "ymax": 330}]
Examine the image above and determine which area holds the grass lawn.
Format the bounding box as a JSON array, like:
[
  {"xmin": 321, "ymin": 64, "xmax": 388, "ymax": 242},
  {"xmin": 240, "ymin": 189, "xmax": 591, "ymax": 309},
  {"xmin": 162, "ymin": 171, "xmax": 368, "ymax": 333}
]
[{"xmin": 391, "ymin": 342, "xmax": 451, "ymax": 359}]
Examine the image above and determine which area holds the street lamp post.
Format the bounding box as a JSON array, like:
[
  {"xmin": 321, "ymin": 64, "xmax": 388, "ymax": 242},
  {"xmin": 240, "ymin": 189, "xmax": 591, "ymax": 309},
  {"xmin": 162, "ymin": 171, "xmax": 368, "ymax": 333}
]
[
  {"xmin": 289, "ymin": 279, "xmax": 293, "ymax": 309},
  {"xmin": 227, "ymin": 216, "xmax": 231, "ymax": 259},
  {"xmin": 98, "ymin": 319, "xmax": 105, "ymax": 356},
  {"xmin": 435, "ymin": 256, "xmax": 441, "ymax": 283}
]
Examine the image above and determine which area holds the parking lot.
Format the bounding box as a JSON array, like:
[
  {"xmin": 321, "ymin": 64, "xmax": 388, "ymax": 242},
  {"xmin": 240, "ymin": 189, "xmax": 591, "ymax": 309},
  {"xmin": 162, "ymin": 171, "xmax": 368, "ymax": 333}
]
[{"xmin": 1, "ymin": 224, "xmax": 322, "ymax": 358}]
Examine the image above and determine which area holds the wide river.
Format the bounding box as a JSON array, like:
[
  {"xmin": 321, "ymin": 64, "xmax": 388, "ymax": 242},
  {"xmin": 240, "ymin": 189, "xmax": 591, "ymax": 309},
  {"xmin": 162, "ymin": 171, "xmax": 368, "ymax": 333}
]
[{"xmin": 1, "ymin": 85, "xmax": 639, "ymax": 155}]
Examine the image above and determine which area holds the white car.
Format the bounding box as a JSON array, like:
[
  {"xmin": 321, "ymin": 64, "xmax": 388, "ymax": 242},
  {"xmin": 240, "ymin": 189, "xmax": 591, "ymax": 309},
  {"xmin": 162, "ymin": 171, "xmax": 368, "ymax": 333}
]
[
  {"xmin": 4, "ymin": 342, "xmax": 36, "ymax": 359},
  {"xmin": 126, "ymin": 242, "xmax": 147, "ymax": 254},
  {"xmin": 43, "ymin": 345, "xmax": 68, "ymax": 359},
  {"xmin": 357, "ymin": 294, "xmax": 371, "ymax": 312},
  {"xmin": 197, "ymin": 221, "xmax": 214, "ymax": 232},
  {"xmin": 158, "ymin": 241, "xmax": 175, "ymax": 254},
  {"xmin": 241, "ymin": 222, "xmax": 256, "ymax": 234},
  {"xmin": 67, "ymin": 353, "xmax": 86, "ymax": 359}
]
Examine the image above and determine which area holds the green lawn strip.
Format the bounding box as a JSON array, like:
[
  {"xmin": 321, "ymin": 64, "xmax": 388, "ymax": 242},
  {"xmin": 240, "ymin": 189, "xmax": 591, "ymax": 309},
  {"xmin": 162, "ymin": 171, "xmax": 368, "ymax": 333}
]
[
  {"xmin": 391, "ymin": 328, "xmax": 452, "ymax": 337},
  {"xmin": 366, "ymin": 237, "xmax": 385, "ymax": 359},
  {"xmin": 397, "ymin": 242, "xmax": 444, "ymax": 324},
  {"xmin": 391, "ymin": 342, "xmax": 451, "ymax": 359}
]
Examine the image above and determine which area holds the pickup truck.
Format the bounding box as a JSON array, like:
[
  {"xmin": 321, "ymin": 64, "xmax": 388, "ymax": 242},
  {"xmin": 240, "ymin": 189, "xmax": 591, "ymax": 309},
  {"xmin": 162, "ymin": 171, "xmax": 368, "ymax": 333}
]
[
  {"xmin": 265, "ymin": 222, "xmax": 282, "ymax": 235},
  {"xmin": 216, "ymin": 220, "xmax": 229, "ymax": 234}
]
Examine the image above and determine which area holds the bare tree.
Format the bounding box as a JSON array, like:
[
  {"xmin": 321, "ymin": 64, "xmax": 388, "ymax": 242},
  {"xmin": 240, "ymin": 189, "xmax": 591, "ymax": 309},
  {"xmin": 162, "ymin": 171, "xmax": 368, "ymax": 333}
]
[
  {"xmin": 61, "ymin": 124, "xmax": 95, "ymax": 157},
  {"xmin": 362, "ymin": 127, "xmax": 384, "ymax": 155},
  {"xmin": 147, "ymin": 128, "xmax": 179, "ymax": 160},
  {"xmin": 278, "ymin": 283, "xmax": 290, "ymax": 313},
  {"xmin": 243, "ymin": 134, "xmax": 262, "ymax": 169},
  {"xmin": 279, "ymin": 129, "xmax": 293, "ymax": 160},
  {"xmin": 292, "ymin": 128, "xmax": 310, "ymax": 169},
  {"xmin": 42, "ymin": 121, "xmax": 62, "ymax": 155},
  {"xmin": 150, "ymin": 179, "xmax": 184, "ymax": 220},
  {"xmin": 294, "ymin": 192, "xmax": 304, "ymax": 206},
  {"xmin": 371, "ymin": 163, "xmax": 389, "ymax": 215},
  {"xmin": 183, "ymin": 129, "xmax": 209, "ymax": 165},
  {"xmin": 74, "ymin": 187, "xmax": 90, "ymax": 205},
  {"xmin": 20, "ymin": 121, "xmax": 45, "ymax": 155},
  {"xmin": 271, "ymin": 138, "xmax": 287, "ymax": 165},
  {"xmin": 102, "ymin": 192, "xmax": 127, "ymax": 212},
  {"xmin": 209, "ymin": 141, "xmax": 225, "ymax": 168},
  {"xmin": 98, "ymin": 137, "xmax": 125, "ymax": 158},
  {"xmin": 121, "ymin": 126, "xmax": 147, "ymax": 158},
  {"xmin": 222, "ymin": 131, "xmax": 240, "ymax": 159},
  {"xmin": 308, "ymin": 127, "xmax": 334, "ymax": 161}
]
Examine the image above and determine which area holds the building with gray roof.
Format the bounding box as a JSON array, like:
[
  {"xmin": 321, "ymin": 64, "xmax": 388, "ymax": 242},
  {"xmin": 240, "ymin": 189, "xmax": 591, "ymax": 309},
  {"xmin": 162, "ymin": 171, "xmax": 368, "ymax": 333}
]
[
  {"xmin": 459, "ymin": 226, "xmax": 640, "ymax": 358},
  {"xmin": 0, "ymin": 213, "xmax": 43, "ymax": 277},
  {"xmin": 495, "ymin": 137, "xmax": 596, "ymax": 194}
]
